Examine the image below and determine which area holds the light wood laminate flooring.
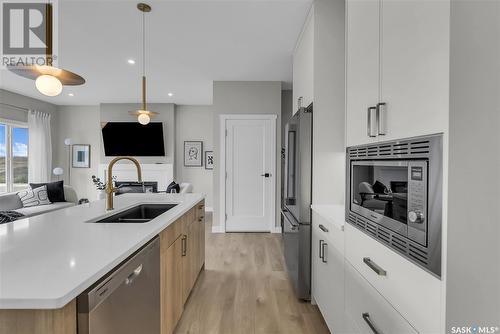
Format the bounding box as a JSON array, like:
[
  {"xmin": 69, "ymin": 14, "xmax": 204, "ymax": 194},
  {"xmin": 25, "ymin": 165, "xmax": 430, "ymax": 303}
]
[{"xmin": 174, "ymin": 213, "xmax": 330, "ymax": 334}]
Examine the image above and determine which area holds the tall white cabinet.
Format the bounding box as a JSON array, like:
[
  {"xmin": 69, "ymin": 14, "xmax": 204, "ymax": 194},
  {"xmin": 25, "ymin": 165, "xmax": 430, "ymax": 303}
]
[
  {"xmin": 292, "ymin": 7, "xmax": 314, "ymax": 115},
  {"xmin": 346, "ymin": 0, "xmax": 450, "ymax": 146}
]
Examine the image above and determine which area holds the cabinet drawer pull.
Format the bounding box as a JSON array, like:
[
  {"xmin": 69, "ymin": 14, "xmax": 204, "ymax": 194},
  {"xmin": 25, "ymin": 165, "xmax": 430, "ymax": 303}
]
[
  {"xmin": 321, "ymin": 242, "xmax": 328, "ymax": 263},
  {"xmin": 363, "ymin": 257, "xmax": 386, "ymax": 276},
  {"xmin": 198, "ymin": 205, "xmax": 205, "ymax": 210},
  {"xmin": 198, "ymin": 217, "xmax": 204, "ymax": 222},
  {"xmin": 181, "ymin": 235, "xmax": 187, "ymax": 256},
  {"xmin": 319, "ymin": 224, "xmax": 329, "ymax": 233},
  {"xmin": 367, "ymin": 106, "xmax": 378, "ymax": 137},
  {"xmin": 376, "ymin": 102, "xmax": 386, "ymax": 136},
  {"xmin": 362, "ymin": 313, "xmax": 382, "ymax": 334}
]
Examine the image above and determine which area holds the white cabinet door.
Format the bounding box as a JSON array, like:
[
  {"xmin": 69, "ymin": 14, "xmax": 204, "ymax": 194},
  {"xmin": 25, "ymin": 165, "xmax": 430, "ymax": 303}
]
[
  {"xmin": 345, "ymin": 261, "xmax": 418, "ymax": 334},
  {"xmin": 292, "ymin": 8, "xmax": 314, "ymax": 115},
  {"xmin": 346, "ymin": 0, "xmax": 380, "ymax": 146},
  {"xmin": 380, "ymin": 0, "xmax": 450, "ymax": 140},
  {"xmin": 311, "ymin": 213, "xmax": 345, "ymax": 334}
]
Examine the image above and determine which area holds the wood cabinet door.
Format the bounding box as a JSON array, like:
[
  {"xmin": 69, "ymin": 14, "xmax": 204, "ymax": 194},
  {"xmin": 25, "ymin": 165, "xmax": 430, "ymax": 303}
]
[
  {"xmin": 161, "ymin": 236, "xmax": 183, "ymax": 334},
  {"xmin": 346, "ymin": 0, "xmax": 380, "ymax": 146},
  {"xmin": 380, "ymin": 0, "xmax": 450, "ymax": 140},
  {"xmin": 197, "ymin": 206, "xmax": 205, "ymax": 272}
]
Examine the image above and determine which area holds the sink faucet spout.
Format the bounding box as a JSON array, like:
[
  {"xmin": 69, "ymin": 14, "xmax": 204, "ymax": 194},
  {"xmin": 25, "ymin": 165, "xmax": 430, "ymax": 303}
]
[{"xmin": 106, "ymin": 156, "xmax": 142, "ymax": 210}]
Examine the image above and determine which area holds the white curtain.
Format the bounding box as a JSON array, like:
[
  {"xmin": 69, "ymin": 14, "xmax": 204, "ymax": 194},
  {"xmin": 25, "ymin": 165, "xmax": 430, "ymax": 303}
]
[{"xmin": 28, "ymin": 111, "xmax": 52, "ymax": 183}]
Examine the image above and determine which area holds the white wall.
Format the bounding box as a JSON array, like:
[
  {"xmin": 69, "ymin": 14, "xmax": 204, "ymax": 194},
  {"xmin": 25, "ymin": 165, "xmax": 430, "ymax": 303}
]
[
  {"xmin": 212, "ymin": 81, "xmax": 282, "ymax": 230},
  {"xmin": 54, "ymin": 105, "xmax": 101, "ymax": 200},
  {"xmin": 175, "ymin": 105, "xmax": 214, "ymax": 208},
  {"xmin": 99, "ymin": 103, "xmax": 176, "ymax": 165},
  {"xmin": 446, "ymin": 0, "xmax": 500, "ymax": 329},
  {"xmin": 312, "ymin": 0, "xmax": 345, "ymax": 205}
]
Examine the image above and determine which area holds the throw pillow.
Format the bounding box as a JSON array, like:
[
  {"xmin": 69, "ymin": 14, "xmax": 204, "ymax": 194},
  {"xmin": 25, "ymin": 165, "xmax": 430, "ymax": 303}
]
[
  {"xmin": 18, "ymin": 186, "xmax": 51, "ymax": 208},
  {"xmin": 30, "ymin": 180, "xmax": 65, "ymax": 202},
  {"xmin": 372, "ymin": 180, "xmax": 389, "ymax": 194},
  {"xmin": 166, "ymin": 181, "xmax": 180, "ymax": 193}
]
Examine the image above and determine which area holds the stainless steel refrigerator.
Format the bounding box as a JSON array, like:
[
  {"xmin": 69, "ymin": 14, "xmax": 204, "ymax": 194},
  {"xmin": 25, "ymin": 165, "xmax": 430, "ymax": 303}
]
[{"xmin": 282, "ymin": 103, "xmax": 312, "ymax": 300}]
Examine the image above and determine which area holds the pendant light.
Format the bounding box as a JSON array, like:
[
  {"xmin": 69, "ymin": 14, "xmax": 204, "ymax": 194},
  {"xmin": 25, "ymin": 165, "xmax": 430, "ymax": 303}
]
[
  {"xmin": 129, "ymin": 3, "xmax": 158, "ymax": 125},
  {"xmin": 8, "ymin": 2, "xmax": 85, "ymax": 96}
]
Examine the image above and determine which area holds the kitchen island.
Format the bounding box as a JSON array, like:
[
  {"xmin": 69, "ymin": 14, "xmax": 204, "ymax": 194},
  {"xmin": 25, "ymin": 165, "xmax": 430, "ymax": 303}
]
[{"xmin": 0, "ymin": 193, "xmax": 206, "ymax": 334}]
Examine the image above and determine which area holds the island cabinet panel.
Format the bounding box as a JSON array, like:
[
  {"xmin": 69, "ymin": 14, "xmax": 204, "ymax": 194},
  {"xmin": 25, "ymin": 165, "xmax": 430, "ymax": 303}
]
[
  {"xmin": 160, "ymin": 200, "xmax": 206, "ymax": 334},
  {"xmin": 161, "ymin": 235, "xmax": 184, "ymax": 334},
  {"xmin": 196, "ymin": 201, "xmax": 206, "ymax": 272},
  {"xmin": 0, "ymin": 300, "xmax": 77, "ymax": 334}
]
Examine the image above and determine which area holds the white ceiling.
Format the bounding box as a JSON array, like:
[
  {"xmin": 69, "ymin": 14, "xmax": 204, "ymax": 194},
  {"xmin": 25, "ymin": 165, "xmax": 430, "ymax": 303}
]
[{"xmin": 0, "ymin": 0, "xmax": 312, "ymax": 106}]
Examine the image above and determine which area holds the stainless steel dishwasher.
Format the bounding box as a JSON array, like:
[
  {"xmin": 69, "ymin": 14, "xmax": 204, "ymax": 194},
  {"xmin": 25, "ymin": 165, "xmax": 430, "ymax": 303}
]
[{"xmin": 77, "ymin": 237, "xmax": 160, "ymax": 334}]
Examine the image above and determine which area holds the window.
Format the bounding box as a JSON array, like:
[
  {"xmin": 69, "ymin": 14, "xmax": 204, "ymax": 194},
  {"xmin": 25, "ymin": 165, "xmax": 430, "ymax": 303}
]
[{"xmin": 0, "ymin": 122, "xmax": 28, "ymax": 193}]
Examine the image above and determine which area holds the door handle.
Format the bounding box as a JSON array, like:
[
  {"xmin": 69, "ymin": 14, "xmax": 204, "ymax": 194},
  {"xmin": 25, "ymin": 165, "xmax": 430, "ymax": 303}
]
[
  {"xmin": 367, "ymin": 106, "xmax": 378, "ymax": 137},
  {"xmin": 363, "ymin": 257, "xmax": 387, "ymax": 276},
  {"xmin": 376, "ymin": 102, "xmax": 386, "ymax": 136},
  {"xmin": 319, "ymin": 224, "xmax": 329, "ymax": 233},
  {"xmin": 125, "ymin": 264, "xmax": 143, "ymax": 285},
  {"xmin": 319, "ymin": 240, "xmax": 324, "ymax": 259},
  {"xmin": 362, "ymin": 313, "xmax": 382, "ymax": 334},
  {"xmin": 261, "ymin": 173, "xmax": 271, "ymax": 178},
  {"xmin": 321, "ymin": 242, "xmax": 328, "ymax": 263}
]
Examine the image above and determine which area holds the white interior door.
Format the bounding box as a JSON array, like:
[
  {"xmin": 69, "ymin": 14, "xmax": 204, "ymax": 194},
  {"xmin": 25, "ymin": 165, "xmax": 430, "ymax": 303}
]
[{"xmin": 225, "ymin": 117, "xmax": 275, "ymax": 232}]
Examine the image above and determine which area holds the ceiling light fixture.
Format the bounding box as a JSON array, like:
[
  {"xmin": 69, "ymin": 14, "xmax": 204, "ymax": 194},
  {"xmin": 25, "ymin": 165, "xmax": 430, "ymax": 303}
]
[
  {"xmin": 129, "ymin": 3, "xmax": 157, "ymax": 125},
  {"xmin": 127, "ymin": 59, "xmax": 136, "ymax": 65},
  {"xmin": 168, "ymin": 92, "xmax": 173, "ymax": 97},
  {"xmin": 8, "ymin": 2, "xmax": 85, "ymax": 96},
  {"xmin": 68, "ymin": 93, "xmax": 74, "ymax": 97}
]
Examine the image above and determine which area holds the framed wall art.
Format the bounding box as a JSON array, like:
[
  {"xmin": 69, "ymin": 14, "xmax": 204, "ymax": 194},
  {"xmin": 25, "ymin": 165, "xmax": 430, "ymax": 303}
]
[
  {"xmin": 184, "ymin": 141, "xmax": 203, "ymax": 167},
  {"xmin": 72, "ymin": 144, "xmax": 91, "ymax": 168}
]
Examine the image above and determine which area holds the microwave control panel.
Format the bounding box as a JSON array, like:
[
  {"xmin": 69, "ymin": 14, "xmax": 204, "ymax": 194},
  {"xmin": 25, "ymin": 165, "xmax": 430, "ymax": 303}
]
[{"xmin": 407, "ymin": 161, "xmax": 428, "ymax": 246}]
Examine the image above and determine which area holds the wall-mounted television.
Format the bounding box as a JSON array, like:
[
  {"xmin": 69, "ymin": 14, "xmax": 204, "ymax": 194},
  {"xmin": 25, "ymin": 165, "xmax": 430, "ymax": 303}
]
[{"xmin": 102, "ymin": 122, "xmax": 165, "ymax": 156}]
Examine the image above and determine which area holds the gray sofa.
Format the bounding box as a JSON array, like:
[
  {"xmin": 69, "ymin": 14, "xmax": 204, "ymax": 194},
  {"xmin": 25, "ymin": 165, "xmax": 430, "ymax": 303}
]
[{"xmin": 0, "ymin": 185, "xmax": 78, "ymax": 218}]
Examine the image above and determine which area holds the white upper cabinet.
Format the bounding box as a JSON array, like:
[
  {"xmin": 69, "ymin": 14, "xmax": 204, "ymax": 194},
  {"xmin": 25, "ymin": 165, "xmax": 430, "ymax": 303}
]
[
  {"xmin": 292, "ymin": 7, "xmax": 314, "ymax": 115},
  {"xmin": 346, "ymin": 0, "xmax": 450, "ymax": 146},
  {"xmin": 380, "ymin": 0, "xmax": 450, "ymax": 141},
  {"xmin": 346, "ymin": 0, "xmax": 380, "ymax": 146}
]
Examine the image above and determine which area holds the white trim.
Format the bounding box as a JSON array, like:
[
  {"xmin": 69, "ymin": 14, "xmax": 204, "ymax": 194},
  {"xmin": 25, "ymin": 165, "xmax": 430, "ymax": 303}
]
[
  {"xmin": 0, "ymin": 117, "xmax": 28, "ymax": 127},
  {"xmin": 211, "ymin": 225, "xmax": 225, "ymax": 234},
  {"xmin": 219, "ymin": 114, "xmax": 278, "ymax": 233},
  {"xmin": 271, "ymin": 226, "xmax": 282, "ymax": 234},
  {"xmin": 205, "ymin": 206, "xmax": 214, "ymax": 212}
]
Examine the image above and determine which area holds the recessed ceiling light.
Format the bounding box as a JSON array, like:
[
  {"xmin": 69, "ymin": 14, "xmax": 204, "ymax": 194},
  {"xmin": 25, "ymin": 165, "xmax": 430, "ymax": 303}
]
[
  {"xmin": 127, "ymin": 59, "xmax": 136, "ymax": 65},
  {"xmin": 167, "ymin": 92, "xmax": 173, "ymax": 97},
  {"xmin": 68, "ymin": 93, "xmax": 74, "ymax": 97}
]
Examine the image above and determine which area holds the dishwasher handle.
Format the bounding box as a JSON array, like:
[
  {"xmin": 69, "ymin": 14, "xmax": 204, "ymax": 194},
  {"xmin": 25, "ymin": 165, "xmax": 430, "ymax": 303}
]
[{"xmin": 125, "ymin": 264, "xmax": 143, "ymax": 285}]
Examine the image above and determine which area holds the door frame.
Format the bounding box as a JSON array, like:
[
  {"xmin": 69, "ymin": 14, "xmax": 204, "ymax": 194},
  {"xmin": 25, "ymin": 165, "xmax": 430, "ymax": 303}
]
[{"xmin": 219, "ymin": 114, "xmax": 277, "ymax": 233}]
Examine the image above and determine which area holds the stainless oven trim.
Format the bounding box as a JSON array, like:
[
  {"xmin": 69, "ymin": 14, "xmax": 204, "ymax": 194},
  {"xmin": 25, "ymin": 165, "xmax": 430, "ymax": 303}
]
[{"xmin": 346, "ymin": 134, "xmax": 443, "ymax": 278}]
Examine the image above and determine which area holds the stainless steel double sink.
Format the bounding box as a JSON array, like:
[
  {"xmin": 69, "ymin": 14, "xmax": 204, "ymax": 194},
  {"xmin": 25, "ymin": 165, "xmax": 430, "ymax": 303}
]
[{"xmin": 93, "ymin": 204, "xmax": 178, "ymax": 223}]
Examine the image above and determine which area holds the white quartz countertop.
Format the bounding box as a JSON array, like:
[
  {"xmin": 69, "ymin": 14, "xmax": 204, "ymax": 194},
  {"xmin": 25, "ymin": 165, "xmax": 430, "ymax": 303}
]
[
  {"xmin": 311, "ymin": 204, "xmax": 346, "ymax": 231},
  {"xmin": 0, "ymin": 193, "xmax": 204, "ymax": 309}
]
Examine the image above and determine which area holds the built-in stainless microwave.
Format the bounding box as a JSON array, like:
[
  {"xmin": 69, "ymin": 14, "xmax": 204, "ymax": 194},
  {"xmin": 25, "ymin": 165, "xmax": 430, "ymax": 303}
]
[{"xmin": 346, "ymin": 134, "xmax": 443, "ymax": 277}]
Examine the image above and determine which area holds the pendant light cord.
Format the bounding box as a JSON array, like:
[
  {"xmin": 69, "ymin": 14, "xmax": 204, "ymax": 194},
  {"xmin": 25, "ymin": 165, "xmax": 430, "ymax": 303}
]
[{"xmin": 142, "ymin": 9, "xmax": 147, "ymax": 110}]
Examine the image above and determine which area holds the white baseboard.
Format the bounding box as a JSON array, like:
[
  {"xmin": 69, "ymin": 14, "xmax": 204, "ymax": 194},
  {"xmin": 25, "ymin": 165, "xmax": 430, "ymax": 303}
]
[
  {"xmin": 205, "ymin": 206, "xmax": 214, "ymax": 212},
  {"xmin": 211, "ymin": 225, "xmax": 225, "ymax": 233},
  {"xmin": 271, "ymin": 226, "xmax": 282, "ymax": 233}
]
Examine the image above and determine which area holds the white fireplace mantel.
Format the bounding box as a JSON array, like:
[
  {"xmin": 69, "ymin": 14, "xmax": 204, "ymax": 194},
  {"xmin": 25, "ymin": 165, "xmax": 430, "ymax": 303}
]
[{"xmin": 98, "ymin": 163, "xmax": 174, "ymax": 192}]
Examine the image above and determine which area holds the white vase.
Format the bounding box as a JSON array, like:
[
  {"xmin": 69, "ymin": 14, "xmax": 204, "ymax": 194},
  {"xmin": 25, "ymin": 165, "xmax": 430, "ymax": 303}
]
[{"xmin": 97, "ymin": 190, "xmax": 106, "ymax": 200}]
